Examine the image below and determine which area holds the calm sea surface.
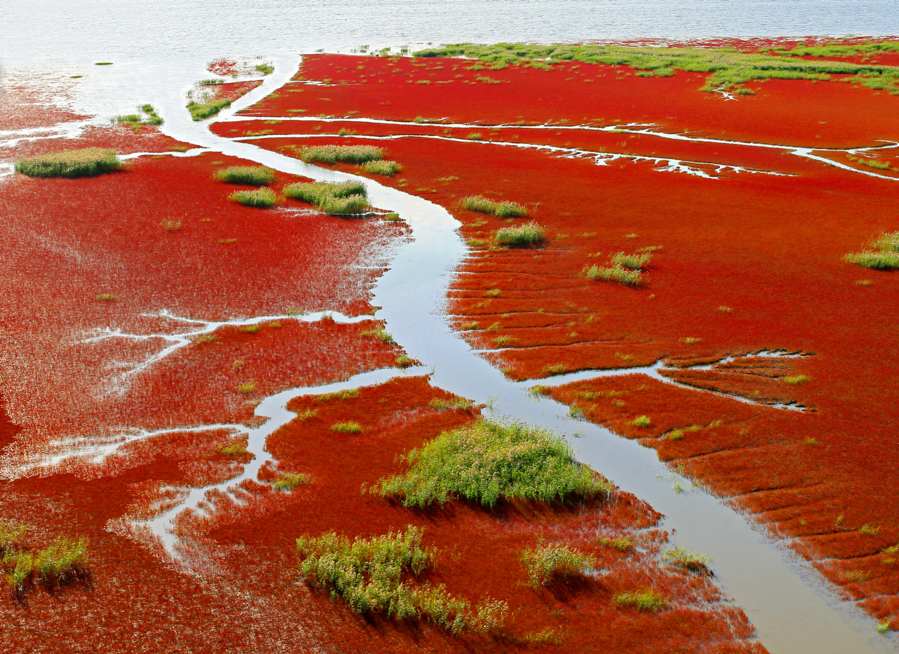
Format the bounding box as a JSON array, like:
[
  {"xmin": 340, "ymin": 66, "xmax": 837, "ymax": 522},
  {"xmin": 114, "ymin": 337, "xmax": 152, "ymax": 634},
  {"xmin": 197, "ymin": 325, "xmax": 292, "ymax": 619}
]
[{"xmin": 3, "ymin": 0, "xmax": 899, "ymax": 69}]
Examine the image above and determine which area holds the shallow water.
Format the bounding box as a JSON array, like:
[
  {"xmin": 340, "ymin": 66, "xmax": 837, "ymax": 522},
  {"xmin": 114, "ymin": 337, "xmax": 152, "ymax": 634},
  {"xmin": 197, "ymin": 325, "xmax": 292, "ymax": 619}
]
[{"xmin": 3, "ymin": 0, "xmax": 899, "ymax": 73}]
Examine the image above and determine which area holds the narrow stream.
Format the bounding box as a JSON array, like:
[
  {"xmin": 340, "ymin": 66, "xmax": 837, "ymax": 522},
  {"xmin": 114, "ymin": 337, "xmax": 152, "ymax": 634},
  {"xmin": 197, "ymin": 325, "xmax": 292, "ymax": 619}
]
[{"xmin": 19, "ymin": 53, "xmax": 896, "ymax": 653}]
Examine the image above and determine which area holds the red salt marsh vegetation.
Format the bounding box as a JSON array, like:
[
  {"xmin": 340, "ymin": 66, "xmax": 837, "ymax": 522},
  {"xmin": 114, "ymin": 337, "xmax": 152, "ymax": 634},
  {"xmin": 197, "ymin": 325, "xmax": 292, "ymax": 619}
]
[
  {"xmin": 235, "ymin": 45, "xmax": 899, "ymax": 634},
  {"xmin": 2, "ymin": 39, "xmax": 899, "ymax": 652}
]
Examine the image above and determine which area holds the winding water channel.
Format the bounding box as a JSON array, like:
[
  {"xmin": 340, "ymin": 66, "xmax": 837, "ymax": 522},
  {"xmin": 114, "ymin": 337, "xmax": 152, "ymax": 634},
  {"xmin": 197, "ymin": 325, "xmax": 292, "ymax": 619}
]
[{"xmin": 94, "ymin": 54, "xmax": 893, "ymax": 653}]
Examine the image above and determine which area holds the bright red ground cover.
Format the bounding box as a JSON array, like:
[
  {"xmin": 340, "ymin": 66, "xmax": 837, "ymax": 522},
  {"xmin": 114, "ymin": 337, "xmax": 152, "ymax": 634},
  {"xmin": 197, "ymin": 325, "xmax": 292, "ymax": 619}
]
[
  {"xmin": 3, "ymin": 41, "xmax": 898, "ymax": 651},
  {"xmin": 162, "ymin": 375, "xmax": 761, "ymax": 653},
  {"xmin": 237, "ymin": 50, "xmax": 899, "ymax": 633},
  {"xmin": 241, "ymin": 53, "xmax": 899, "ymax": 148}
]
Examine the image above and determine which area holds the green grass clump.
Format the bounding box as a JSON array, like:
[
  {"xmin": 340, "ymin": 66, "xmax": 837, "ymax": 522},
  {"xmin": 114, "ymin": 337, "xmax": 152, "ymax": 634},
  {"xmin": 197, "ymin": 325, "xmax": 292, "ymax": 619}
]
[
  {"xmin": 844, "ymin": 250, "xmax": 899, "ymax": 269},
  {"xmin": 632, "ymin": 415, "xmax": 651, "ymax": 427},
  {"xmin": 215, "ymin": 166, "xmax": 276, "ymax": 186},
  {"xmin": 871, "ymin": 232, "xmax": 899, "ymax": 252},
  {"xmin": 613, "ymin": 589, "xmax": 668, "ymax": 612},
  {"xmin": 584, "ymin": 264, "xmax": 643, "ymax": 286},
  {"xmin": 373, "ymin": 420, "xmax": 612, "ymax": 508},
  {"xmin": 256, "ymin": 63, "xmax": 275, "ymax": 75},
  {"xmin": 782, "ymin": 374, "xmax": 810, "ymax": 385},
  {"xmin": 218, "ymin": 440, "xmax": 248, "ymax": 456},
  {"xmin": 284, "ymin": 180, "xmax": 367, "ymax": 201},
  {"xmin": 611, "ymin": 251, "xmax": 652, "ymax": 270},
  {"xmin": 316, "ymin": 389, "xmax": 358, "ymax": 401},
  {"xmin": 845, "ymin": 231, "xmax": 899, "ymax": 270},
  {"xmin": 462, "ymin": 195, "xmax": 528, "ymax": 217},
  {"xmin": 0, "ymin": 520, "xmax": 28, "ymax": 551},
  {"xmin": 284, "ymin": 180, "xmax": 369, "ymax": 216},
  {"xmin": 521, "ymin": 542, "xmax": 597, "ymax": 586},
  {"xmin": 15, "ymin": 148, "xmax": 123, "ymax": 178},
  {"xmin": 34, "ymin": 536, "xmax": 89, "ymax": 582},
  {"xmin": 273, "ymin": 472, "xmax": 309, "ymax": 490},
  {"xmin": 294, "ymin": 145, "xmax": 383, "ymax": 164},
  {"xmin": 331, "ymin": 422, "xmax": 363, "ymax": 434},
  {"xmin": 495, "ymin": 222, "xmax": 546, "ymax": 247},
  {"xmin": 360, "ymin": 326, "xmax": 394, "ymax": 343},
  {"xmin": 2, "ymin": 528, "xmax": 90, "ymax": 590},
  {"xmin": 230, "ymin": 188, "xmax": 278, "ymax": 208},
  {"xmin": 856, "ymin": 157, "xmax": 891, "ymax": 170},
  {"xmin": 414, "ymin": 42, "xmax": 899, "ymax": 94},
  {"xmin": 318, "ymin": 194, "xmax": 368, "ymax": 215},
  {"xmin": 663, "ymin": 546, "xmax": 712, "ymax": 573},
  {"xmin": 296, "ymin": 527, "xmax": 507, "ymax": 633},
  {"xmin": 362, "ymin": 160, "xmax": 401, "ymax": 176},
  {"xmin": 5, "ymin": 552, "xmax": 34, "ymax": 591},
  {"xmin": 187, "ymin": 98, "xmax": 231, "ymax": 120}
]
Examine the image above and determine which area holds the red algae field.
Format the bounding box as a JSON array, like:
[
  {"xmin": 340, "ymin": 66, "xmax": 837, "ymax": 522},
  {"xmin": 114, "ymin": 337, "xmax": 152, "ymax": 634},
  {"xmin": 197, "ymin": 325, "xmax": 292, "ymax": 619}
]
[{"xmin": 2, "ymin": 39, "xmax": 899, "ymax": 653}]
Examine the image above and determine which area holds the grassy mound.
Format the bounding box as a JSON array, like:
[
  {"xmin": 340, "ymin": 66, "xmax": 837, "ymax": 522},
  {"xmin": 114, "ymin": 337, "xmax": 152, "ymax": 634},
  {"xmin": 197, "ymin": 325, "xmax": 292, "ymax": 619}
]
[
  {"xmin": 462, "ymin": 195, "xmax": 528, "ymax": 217},
  {"xmin": 229, "ymin": 188, "xmax": 278, "ymax": 208},
  {"xmin": 294, "ymin": 145, "xmax": 383, "ymax": 164},
  {"xmin": 215, "ymin": 166, "xmax": 276, "ymax": 186},
  {"xmin": 15, "ymin": 148, "xmax": 123, "ymax": 178},
  {"xmin": 284, "ymin": 180, "xmax": 369, "ymax": 216},
  {"xmin": 374, "ymin": 420, "xmax": 612, "ymax": 508},
  {"xmin": 495, "ymin": 221, "xmax": 545, "ymax": 247},
  {"xmin": 187, "ymin": 98, "xmax": 231, "ymax": 121},
  {"xmin": 362, "ymin": 159, "xmax": 401, "ymax": 176},
  {"xmin": 296, "ymin": 527, "xmax": 507, "ymax": 633}
]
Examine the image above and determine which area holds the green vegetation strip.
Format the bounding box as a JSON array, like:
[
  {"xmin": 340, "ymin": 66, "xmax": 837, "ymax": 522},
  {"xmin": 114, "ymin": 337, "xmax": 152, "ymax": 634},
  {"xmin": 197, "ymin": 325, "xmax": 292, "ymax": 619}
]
[
  {"xmin": 229, "ymin": 188, "xmax": 278, "ymax": 208},
  {"xmin": 415, "ymin": 42, "xmax": 899, "ymax": 93},
  {"xmin": 272, "ymin": 472, "xmax": 308, "ymax": 490},
  {"xmin": 291, "ymin": 144, "xmax": 383, "ymax": 164},
  {"xmin": 374, "ymin": 420, "xmax": 612, "ymax": 508},
  {"xmin": 845, "ymin": 231, "xmax": 899, "ymax": 270},
  {"xmin": 296, "ymin": 527, "xmax": 507, "ymax": 633},
  {"xmin": 612, "ymin": 589, "xmax": 669, "ymax": 612},
  {"xmin": 15, "ymin": 148, "xmax": 123, "ymax": 178}
]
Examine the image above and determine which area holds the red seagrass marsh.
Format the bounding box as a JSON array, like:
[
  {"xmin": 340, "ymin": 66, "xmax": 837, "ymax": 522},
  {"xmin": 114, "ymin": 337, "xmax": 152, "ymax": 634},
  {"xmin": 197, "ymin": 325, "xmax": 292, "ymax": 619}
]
[{"xmin": 1, "ymin": 38, "xmax": 898, "ymax": 654}]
